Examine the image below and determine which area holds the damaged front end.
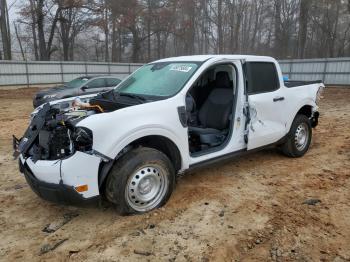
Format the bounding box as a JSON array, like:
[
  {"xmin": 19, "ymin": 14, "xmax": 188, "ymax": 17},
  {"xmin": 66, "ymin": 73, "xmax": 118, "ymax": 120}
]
[
  {"xmin": 13, "ymin": 102, "xmax": 96, "ymax": 161},
  {"xmin": 14, "ymin": 89, "xmax": 148, "ymax": 205},
  {"xmin": 13, "ymin": 101, "xmax": 105, "ymax": 205}
]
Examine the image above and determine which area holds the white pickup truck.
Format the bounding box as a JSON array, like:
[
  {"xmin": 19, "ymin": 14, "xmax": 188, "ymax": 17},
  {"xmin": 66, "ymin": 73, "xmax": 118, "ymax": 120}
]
[{"xmin": 14, "ymin": 55, "xmax": 325, "ymax": 214}]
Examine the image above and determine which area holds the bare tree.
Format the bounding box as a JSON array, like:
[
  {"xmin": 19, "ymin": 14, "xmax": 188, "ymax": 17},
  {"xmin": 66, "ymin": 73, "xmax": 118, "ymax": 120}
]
[
  {"xmin": 217, "ymin": 0, "xmax": 223, "ymax": 53},
  {"xmin": 274, "ymin": 0, "xmax": 282, "ymax": 58},
  {"xmin": 297, "ymin": 0, "xmax": 311, "ymax": 58},
  {"xmin": 58, "ymin": 4, "xmax": 90, "ymax": 61},
  {"xmin": 29, "ymin": 0, "xmax": 39, "ymax": 60},
  {"xmin": 7, "ymin": 0, "xmax": 350, "ymax": 61},
  {"xmin": 0, "ymin": 0, "xmax": 11, "ymax": 60},
  {"xmin": 13, "ymin": 22, "xmax": 26, "ymax": 60},
  {"xmin": 36, "ymin": 0, "xmax": 62, "ymax": 60}
]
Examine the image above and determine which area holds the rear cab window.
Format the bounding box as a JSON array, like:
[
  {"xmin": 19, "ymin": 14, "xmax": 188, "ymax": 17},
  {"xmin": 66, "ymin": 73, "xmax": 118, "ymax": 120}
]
[{"xmin": 244, "ymin": 62, "xmax": 280, "ymax": 94}]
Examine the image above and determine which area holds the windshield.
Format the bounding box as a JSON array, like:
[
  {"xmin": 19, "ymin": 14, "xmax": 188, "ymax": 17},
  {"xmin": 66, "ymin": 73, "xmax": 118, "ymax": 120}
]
[
  {"xmin": 115, "ymin": 62, "xmax": 199, "ymax": 97},
  {"xmin": 65, "ymin": 77, "xmax": 89, "ymax": 88}
]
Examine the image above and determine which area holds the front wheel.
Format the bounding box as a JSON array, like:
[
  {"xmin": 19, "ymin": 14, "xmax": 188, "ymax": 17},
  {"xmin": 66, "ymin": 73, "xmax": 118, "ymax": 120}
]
[
  {"xmin": 281, "ymin": 114, "xmax": 312, "ymax": 158},
  {"xmin": 105, "ymin": 147, "xmax": 175, "ymax": 215}
]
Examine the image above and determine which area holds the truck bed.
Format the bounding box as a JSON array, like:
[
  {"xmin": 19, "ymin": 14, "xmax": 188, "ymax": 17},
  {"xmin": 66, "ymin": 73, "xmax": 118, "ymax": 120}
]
[{"xmin": 284, "ymin": 80, "xmax": 322, "ymax": 88}]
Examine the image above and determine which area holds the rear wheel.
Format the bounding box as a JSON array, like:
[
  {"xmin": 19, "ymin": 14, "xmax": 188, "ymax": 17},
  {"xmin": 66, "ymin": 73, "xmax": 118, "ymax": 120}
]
[
  {"xmin": 282, "ymin": 114, "xmax": 312, "ymax": 158},
  {"xmin": 105, "ymin": 147, "xmax": 175, "ymax": 215}
]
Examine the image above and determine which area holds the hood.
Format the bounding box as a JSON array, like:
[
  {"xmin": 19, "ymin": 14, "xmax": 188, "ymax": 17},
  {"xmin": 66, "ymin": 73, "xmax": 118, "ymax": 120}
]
[
  {"xmin": 40, "ymin": 84, "xmax": 66, "ymax": 92},
  {"xmin": 32, "ymin": 93, "xmax": 98, "ymax": 114},
  {"xmin": 77, "ymin": 95, "xmax": 183, "ymax": 158},
  {"xmin": 35, "ymin": 85, "xmax": 67, "ymax": 97}
]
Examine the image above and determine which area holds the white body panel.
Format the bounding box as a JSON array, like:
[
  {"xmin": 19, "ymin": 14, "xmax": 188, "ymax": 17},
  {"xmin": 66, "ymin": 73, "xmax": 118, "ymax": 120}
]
[
  {"xmin": 22, "ymin": 55, "xmax": 324, "ymax": 200},
  {"xmin": 22, "ymin": 152, "xmax": 101, "ymax": 198},
  {"xmin": 61, "ymin": 152, "xmax": 101, "ymax": 198},
  {"xmin": 26, "ymin": 158, "xmax": 61, "ymax": 184},
  {"xmin": 78, "ymin": 95, "xmax": 190, "ymax": 169},
  {"xmin": 245, "ymin": 60, "xmax": 321, "ymax": 149}
]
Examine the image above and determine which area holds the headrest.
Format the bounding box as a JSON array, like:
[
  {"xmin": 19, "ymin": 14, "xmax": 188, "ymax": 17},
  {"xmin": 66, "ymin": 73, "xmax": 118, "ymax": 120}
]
[{"xmin": 215, "ymin": 71, "xmax": 231, "ymax": 89}]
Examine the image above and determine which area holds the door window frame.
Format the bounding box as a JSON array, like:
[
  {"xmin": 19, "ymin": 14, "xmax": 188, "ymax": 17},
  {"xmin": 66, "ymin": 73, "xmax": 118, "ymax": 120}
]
[
  {"xmin": 187, "ymin": 61, "xmax": 240, "ymax": 157},
  {"xmin": 243, "ymin": 62, "xmax": 280, "ymax": 95}
]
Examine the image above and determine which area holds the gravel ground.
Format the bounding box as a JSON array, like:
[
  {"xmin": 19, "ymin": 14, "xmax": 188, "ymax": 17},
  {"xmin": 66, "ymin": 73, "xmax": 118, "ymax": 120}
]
[{"xmin": 0, "ymin": 87, "xmax": 349, "ymax": 261}]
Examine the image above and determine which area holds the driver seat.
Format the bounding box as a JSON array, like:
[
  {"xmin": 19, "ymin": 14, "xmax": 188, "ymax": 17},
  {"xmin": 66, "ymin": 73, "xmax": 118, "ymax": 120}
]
[{"xmin": 189, "ymin": 71, "xmax": 233, "ymax": 147}]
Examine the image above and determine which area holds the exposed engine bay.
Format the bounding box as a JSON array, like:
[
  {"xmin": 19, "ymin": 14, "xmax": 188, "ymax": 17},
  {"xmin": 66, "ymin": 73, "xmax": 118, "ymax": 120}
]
[{"xmin": 13, "ymin": 90, "xmax": 138, "ymax": 162}]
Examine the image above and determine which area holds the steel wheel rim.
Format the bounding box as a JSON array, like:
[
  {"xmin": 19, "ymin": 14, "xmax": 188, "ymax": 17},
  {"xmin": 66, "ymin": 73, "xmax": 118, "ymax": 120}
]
[
  {"xmin": 294, "ymin": 123, "xmax": 309, "ymax": 151},
  {"xmin": 125, "ymin": 165, "xmax": 168, "ymax": 212}
]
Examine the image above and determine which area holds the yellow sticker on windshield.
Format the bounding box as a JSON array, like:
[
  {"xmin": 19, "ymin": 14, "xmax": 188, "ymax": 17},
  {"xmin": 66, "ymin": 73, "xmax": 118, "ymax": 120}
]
[{"xmin": 170, "ymin": 65, "xmax": 193, "ymax": 73}]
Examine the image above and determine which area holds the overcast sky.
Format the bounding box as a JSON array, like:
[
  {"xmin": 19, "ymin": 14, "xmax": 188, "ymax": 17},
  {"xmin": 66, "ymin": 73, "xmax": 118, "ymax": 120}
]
[{"xmin": 8, "ymin": 0, "xmax": 19, "ymax": 22}]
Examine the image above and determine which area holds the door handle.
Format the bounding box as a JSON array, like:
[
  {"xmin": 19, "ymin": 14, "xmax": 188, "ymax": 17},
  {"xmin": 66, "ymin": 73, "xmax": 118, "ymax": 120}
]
[{"xmin": 273, "ymin": 97, "xmax": 285, "ymax": 102}]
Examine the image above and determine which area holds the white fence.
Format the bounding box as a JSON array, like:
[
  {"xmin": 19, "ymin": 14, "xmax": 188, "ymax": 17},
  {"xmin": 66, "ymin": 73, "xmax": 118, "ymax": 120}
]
[
  {"xmin": 279, "ymin": 57, "xmax": 350, "ymax": 86},
  {"xmin": 0, "ymin": 57, "xmax": 349, "ymax": 87},
  {"xmin": 0, "ymin": 60, "xmax": 143, "ymax": 87}
]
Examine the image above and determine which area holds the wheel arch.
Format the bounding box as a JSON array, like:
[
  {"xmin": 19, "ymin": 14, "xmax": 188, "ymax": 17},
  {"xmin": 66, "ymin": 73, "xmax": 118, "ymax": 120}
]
[
  {"xmin": 128, "ymin": 135, "xmax": 182, "ymax": 173},
  {"xmin": 296, "ymin": 105, "xmax": 313, "ymax": 118},
  {"xmin": 287, "ymin": 102, "xmax": 316, "ymax": 132},
  {"xmin": 98, "ymin": 134, "xmax": 183, "ymax": 191}
]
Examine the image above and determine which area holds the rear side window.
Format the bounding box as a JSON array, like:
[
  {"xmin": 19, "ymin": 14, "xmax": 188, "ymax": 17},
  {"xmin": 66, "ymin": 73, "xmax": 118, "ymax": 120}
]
[
  {"xmin": 106, "ymin": 78, "xmax": 121, "ymax": 87},
  {"xmin": 245, "ymin": 62, "xmax": 280, "ymax": 94},
  {"xmin": 86, "ymin": 78, "xmax": 106, "ymax": 88}
]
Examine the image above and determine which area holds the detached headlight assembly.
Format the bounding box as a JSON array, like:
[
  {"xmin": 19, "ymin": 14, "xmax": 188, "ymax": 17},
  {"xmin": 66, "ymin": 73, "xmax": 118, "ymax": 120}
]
[{"xmin": 72, "ymin": 127, "xmax": 93, "ymax": 151}]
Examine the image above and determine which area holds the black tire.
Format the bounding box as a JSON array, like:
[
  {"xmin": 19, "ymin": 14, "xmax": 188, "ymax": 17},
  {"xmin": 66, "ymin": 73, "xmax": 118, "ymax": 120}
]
[
  {"xmin": 105, "ymin": 147, "xmax": 175, "ymax": 215},
  {"xmin": 281, "ymin": 114, "xmax": 312, "ymax": 158}
]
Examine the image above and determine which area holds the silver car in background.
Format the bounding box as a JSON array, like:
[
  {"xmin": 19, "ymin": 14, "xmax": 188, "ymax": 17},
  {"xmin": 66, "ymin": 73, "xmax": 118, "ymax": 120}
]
[{"xmin": 33, "ymin": 75, "xmax": 121, "ymax": 108}]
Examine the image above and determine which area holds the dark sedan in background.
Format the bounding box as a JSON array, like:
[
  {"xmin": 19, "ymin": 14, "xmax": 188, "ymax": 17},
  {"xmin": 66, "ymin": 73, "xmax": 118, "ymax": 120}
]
[{"xmin": 33, "ymin": 75, "xmax": 122, "ymax": 108}]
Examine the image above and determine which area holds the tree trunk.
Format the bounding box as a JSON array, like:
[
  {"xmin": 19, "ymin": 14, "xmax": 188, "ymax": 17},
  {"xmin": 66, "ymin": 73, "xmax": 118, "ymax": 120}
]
[
  {"xmin": 111, "ymin": 18, "xmax": 118, "ymax": 62},
  {"xmin": 329, "ymin": 0, "xmax": 340, "ymax": 57},
  {"xmin": 233, "ymin": 7, "xmax": 242, "ymax": 53},
  {"xmin": 36, "ymin": 0, "xmax": 61, "ymax": 60},
  {"xmin": 104, "ymin": 1, "xmax": 109, "ymax": 62},
  {"xmin": 147, "ymin": 0, "xmax": 151, "ymax": 61},
  {"xmin": 29, "ymin": 0, "xmax": 39, "ymax": 60},
  {"xmin": 217, "ymin": 0, "xmax": 223, "ymax": 53},
  {"xmin": 59, "ymin": 11, "xmax": 70, "ymax": 61},
  {"xmin": 131, "ymin": 28, "xmax": 140, "ymax": 62},
  {"xmin": 118, "ymin": 29, "xmax": 123, "ymax": 62},
  {"xmin": 244, "ymin": 3, "xmax": 254, "ymax": 53},
  {"xmin": 274, "ymin": 0, "xmax": 282, "ymax": 58},
  {"xmin": 36, "ymin": 0, "xmax": 48, "ymax": 60},
  {"xmin": 297, "ymin": 0, "xmax": 311, "ymax": 58},
  {"xmin": 156, "ymin": 31, "xmax": 161, "ymax": 59},
  {"xmin": 0, "ymin": 0, "xmax": 12, "ymax": 60},
  {"xmin": 14, "ymin": 22, "xmax": 26, "ymax": 60},
  {"xmin": 250, "ymin": 2, "xmax": 261, "ymax": 52},
  {"xmin": 47, "ymin": 8, "xmax": 61, "ymax": 60},
  {"xmin": 69, "ymin": 36, "xmax": 74, "ymax": 60}
]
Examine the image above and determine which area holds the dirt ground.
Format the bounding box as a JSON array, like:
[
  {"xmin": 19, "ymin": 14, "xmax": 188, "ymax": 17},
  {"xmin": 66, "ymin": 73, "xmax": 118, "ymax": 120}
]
[{"xmin": 0, "ymin": 87, "xmax": 349, "ymax": 262}]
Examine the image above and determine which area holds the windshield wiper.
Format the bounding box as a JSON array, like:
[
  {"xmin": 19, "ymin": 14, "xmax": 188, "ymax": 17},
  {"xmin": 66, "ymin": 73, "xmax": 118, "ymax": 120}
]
[{"xmin": 117, "ymin": 93, "xmax": 147, "ymax": 103}]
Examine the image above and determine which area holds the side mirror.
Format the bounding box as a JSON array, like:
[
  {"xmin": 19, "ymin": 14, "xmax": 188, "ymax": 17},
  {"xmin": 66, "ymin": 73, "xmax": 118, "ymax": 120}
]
[{"xmin": 81, "ymin": 86, "xmax": 88, "ymax": 91}]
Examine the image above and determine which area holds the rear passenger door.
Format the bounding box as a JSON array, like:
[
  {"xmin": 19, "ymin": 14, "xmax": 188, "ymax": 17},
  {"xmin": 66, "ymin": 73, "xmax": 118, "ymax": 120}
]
[{"xmin": 245, "ymin": 62, "xmax": 288, "ymax": 150}]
